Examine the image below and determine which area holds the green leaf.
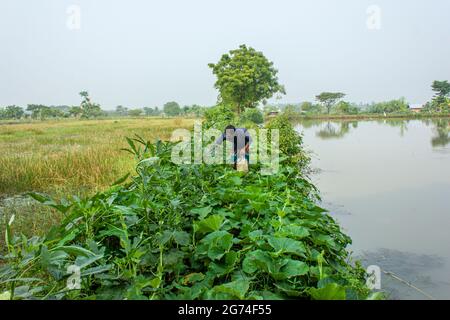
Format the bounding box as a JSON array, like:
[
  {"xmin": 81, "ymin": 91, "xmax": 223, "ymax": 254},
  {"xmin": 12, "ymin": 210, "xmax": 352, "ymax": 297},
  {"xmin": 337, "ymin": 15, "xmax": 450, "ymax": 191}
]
[
  {"xmin": 27, "ymin": 192, "xmax": 72, "ymax": 213},
  {"xmin": 75, "ymin": 254, "xmax": 103, "ymax": 269},
  {"xmin": 149, "ymin": 277, "xmax": 161, "ymax": 289},
  {"xmin": 52, "ymin": 245, "xmax": 96, "ymax": 257},
  {"xmin": 267, "ymin": 236, "xmax": 306, "ymax": 257},
  {"xmin": 367, "ymin": 292, "xmax": 384, "ymax": 300},
  {"xmin": 242, "ymin": 250, "xmax": 272, "ymax": 274},
  {"xmin": 194, "ymin": 215, "xmax": 224, "ymax": 234},
  {"xmin": 280, "ymin": 259, "xmax": 309, "ymax": 278},
  {"xmin": 197, "ymin": 231, "xmax": 233, "ymax": 261},
  {"xmin": 81, "ymin": 264, "xmax": 112, "ymax": 277},
  {"xmin": 0, "ymin": 291, "xmax": 11, "ymax": 300},
  {"xmin": 276, "ymin": 225, "xmax": 310, "ymax": 239},
  {"xmin": 310, "ymin": 283, "xmax": 346, "ymax": 300},
  {"xmin": 112, "ymin": 173, "xmax": 130, "ymax": 186},
  {"xmin": 173, "ymin": 231, "xmax": 190, "ymax": 246},
  {"xmin": 208, "ymin": 279, "xmax": 250, "ymax": 299},
  {"xmin": 229, "ymin": 176, "xmax": 242, "ymax": 186},
  {"xmin": 190, "ymin": 206, "xmax": 213, "ymax": 219}
]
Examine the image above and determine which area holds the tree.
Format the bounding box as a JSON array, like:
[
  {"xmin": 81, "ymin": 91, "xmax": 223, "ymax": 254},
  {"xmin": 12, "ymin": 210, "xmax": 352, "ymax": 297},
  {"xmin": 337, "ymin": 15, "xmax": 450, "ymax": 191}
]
[
  {"xmin": 189, "ymin": 104, "xmax": 204, "ymax": 117},
  {"xmin": 143, "ymin": 107, "xmax": 154, "ymax": 116},
  {"xmin": 27, "ymin": 104, "xmax": 48, "ymax": 119},
  {"xmin": 203, "ymin": 104, "xmax": 237, "ymax": 129},
  {"xmin": 315, "ymin": 92, "xmax": 346, "ymax": 114},
  {"xmin": 115, "ymin": 105, "xmax": 128, "ymax": 116},
  {"xmin": 335, "ymin": 101, "xmax": 359, "ymax": 114},
  {"xmin": 1, "ymin": 105, "xmax": 24, "ymax": 119},
  {"xmin": 79, "ymin": 91, "xmax": 103, "ymax": 118},
  {"xmin": 69, "ymin": 106, "xmax": 83, "ymax": 118},
  {"xmin": 368, "ymin": 98, "xmax": 408, "ymax": 114},
  {"xmin": 208, "ymin": 44, "xmax": 285, "ymax": 114},
  {"xmin": 163, "ymin": 101, "xmax": 181, "ymax": 116},
  {"xmin": 241, "ymin": 108, "xmax": 264, "ymax": 124},
  {"xmin": 282, "ymin": 105, "xmax": 300, "ymax": 120},
  {"xmin": 431, "ymin": 80, "xmax": 450, "ymax": 111},
  {"xmin": 128, "ymin": 109, "xmax": 143, "ymax": 117}
]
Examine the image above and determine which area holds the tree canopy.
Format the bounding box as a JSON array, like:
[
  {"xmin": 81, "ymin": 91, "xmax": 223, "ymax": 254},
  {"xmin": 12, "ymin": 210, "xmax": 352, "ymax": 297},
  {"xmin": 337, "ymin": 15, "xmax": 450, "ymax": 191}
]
[
  {"xmin": 315, "ymin": 92, "xmax": 346, "ymax": 114},
  {"xmin": 79, "ymin": 91, "xmax": 103, "ymax": 118},
  {"xmin": 163, "ymin": 101, "xmax": 181, "ymax": 116},
  {"xmin": 431, "ymin": 80, "xmax": 450, "ymax": 110},
  {"xmin": 208, "ymin": 44, "xmax": 285, "ymax": 114}
]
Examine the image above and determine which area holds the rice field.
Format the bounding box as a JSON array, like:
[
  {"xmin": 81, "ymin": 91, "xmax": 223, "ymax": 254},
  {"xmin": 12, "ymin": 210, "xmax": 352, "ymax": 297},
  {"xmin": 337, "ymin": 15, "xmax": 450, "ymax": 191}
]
[{"xmin": 0, "ymin": 117, "xmax": 196, "ymax": 243}]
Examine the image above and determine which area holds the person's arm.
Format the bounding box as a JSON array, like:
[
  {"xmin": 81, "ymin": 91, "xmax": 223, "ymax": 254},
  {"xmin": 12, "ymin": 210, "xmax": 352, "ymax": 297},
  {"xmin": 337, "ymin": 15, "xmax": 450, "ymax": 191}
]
[
  {"xmin": 215, "ymin": 133, "xmax": 225, "ymax": 145},
  {"xmin": 237, "ymin": 131, "xmax": 251, "ymax": 156},
  {"xmin": 245, "ymin": 132, "xmax": 252, "ymax": 151}
]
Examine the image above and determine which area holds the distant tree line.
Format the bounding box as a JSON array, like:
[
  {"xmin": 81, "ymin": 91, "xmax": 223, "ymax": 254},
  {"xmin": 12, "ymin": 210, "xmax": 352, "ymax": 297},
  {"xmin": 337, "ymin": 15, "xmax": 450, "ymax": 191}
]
[
  {"xmin": 0, "ymin": 92, "xmax": 210, "ymax": 120},
  {"xmin": 0, "ymin": 91, "xmax": 105, "ymax": 120},
  {"xmin": 263, "ymin": 80, "xmax": 450, "ymax": 118},
  {"xmin": 1, "ymin": 79, "xmax": 449, "ymax": 121},
  {"xmin": 112, "ymin": 102, "xmax": 207, "ymax": 118}
]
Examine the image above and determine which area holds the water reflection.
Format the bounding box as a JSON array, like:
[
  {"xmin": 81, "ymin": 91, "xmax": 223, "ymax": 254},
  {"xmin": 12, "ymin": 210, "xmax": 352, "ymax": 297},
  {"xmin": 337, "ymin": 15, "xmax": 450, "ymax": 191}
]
[
  {"xmin": 297, "ymin": 118, "xmax": 450, "ymax": 299},
  {"xmin": 358, "ymin": 248, "xmax": 448, "ymax": 300},
  {"xmin": 375, "ymin": 119, "xmax": 409, "ymax": 137},
  {"xmin": 431, "ymin": 119, "xmax": 450, "ymax": 147},
  {"xmin": 315, "ymin": 122, "xmax": 357, "ymax": 140},
  {"xmin": 300, "ymin": 118, "xmax": 450, "ymax": 147},
  {"xmin": 300, "ymin": 120, "xmax": 358, "ymax": 140}
]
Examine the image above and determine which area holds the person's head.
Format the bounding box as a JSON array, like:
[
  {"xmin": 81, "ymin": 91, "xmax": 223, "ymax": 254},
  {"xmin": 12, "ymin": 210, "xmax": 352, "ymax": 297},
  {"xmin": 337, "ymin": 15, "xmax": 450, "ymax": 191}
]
[{"xmin": 224, "ymin": 125, "xmax": 236, "ymax": 140}]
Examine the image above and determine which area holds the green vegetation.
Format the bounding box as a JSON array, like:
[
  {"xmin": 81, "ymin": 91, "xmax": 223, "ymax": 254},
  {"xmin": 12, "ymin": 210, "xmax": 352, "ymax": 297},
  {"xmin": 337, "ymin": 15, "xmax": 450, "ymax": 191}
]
[
  {"xmin": 240, "ymin": 108, "xmax": 264, "ymax": 125},
  {"xmin": 163, "ymin": 102, "xmax": 182, "ymax": 117},
  {"xmin": 0, "ymin": 106, "xmax": 24, "ymax": 120},
  {"xmin": 208, "ymin": 44, "xmax": 285, "ymax": 114},
  {"xmin": 0, "ymin": 119, "xmax": 376, "ymax": 300},
  {"xmin": 315, "ymin": 92, "xmax": 346, "ymax": 114},
  {"xmin": 6, "ymin": 44, "xmax": 448, "ymax": 301}
]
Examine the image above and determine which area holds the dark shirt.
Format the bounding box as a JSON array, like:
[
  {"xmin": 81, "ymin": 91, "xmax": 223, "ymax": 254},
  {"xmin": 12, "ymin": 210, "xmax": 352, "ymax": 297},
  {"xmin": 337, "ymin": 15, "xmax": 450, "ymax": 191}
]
[{"xmin": 215, "ymin": 128, "xmax": 252, "ymax": 153}]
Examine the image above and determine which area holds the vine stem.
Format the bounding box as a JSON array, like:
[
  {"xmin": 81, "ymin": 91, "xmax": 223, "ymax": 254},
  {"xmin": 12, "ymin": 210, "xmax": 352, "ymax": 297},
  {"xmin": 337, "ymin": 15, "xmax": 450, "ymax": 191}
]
[{"xmin": 381, "ymin": 269, "xmax": 435, "ymax": 300}]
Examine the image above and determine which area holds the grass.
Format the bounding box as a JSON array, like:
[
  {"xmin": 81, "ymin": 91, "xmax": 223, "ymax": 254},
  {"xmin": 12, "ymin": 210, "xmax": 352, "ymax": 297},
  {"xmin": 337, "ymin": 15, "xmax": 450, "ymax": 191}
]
[
  {"xmin": 0, "ymin": 117, "xmax": 196, "ymax": 196},
  {"xmin": 0, "ymin": 117, "xmax": 196, "ymax": 246}
]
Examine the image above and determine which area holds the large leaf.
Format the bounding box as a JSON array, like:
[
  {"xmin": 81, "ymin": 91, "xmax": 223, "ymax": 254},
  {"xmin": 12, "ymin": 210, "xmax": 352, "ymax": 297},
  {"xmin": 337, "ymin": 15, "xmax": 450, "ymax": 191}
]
[
  {"xmin": 242, "ymin": 250, "xmax": 272, "ymax": 274},
  {"xmin": 196, "ymin": 231, "xmax": 233, "ymax": 260},
  {"xmin": 275, "ymin": 225, "xmax": 310, "ymax": 239},
  {"xmin": 279, "ymin": 259, "xmax": 309, "ymax": 278},
  {"xmin": 194, "ymin": 215, "xmax": 224, "ymax": 234},
  {"xmin": 208, "ymin": 279, "xmax": 249, "ymax": 299},
  {"xmin": 310, "ymin": 283, "xmax": 346, "ymax": 300},
  {"xmin": 267, "ymin": 236, "xmax": 306, "ymax": 257},
  {"xmin": 190, "ymin": 206, "xmax": 213, "ymax": 219}
]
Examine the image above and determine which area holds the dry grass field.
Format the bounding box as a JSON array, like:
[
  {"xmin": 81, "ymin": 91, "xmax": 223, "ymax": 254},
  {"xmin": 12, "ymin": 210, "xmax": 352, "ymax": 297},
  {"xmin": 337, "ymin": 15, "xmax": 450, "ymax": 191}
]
[{"xmin": 0, "ymin": 117, "xmax": 196, "ymax": 243}]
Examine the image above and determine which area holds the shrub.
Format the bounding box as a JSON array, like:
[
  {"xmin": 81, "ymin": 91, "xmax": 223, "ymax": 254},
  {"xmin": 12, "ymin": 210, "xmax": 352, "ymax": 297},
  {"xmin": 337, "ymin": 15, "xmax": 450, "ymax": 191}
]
[
  {"xmin": 266, "ymin": 115, "xmax": 310, "ymax": 170},
  {"xmin": 240, "ymin": 108, "xmax": 264, "ymax": 124},
  {"xmin": 203, "ymin": 104, "xmax": 237, "ymax": 130}
]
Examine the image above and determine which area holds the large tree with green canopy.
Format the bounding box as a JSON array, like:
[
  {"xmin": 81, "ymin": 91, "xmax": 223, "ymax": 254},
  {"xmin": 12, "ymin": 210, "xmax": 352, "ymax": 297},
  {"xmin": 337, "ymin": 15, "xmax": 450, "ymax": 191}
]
[
  {"xmin": 208, "ymin": 44, "xmax": 285, "ymax": 114},
  {"xmin": 431, "ymin": 80, "xmax": 450, "ymax": 111},
  {"xmin": 315, "ymin": 92, "xmax": 346, "ymax": 114}
]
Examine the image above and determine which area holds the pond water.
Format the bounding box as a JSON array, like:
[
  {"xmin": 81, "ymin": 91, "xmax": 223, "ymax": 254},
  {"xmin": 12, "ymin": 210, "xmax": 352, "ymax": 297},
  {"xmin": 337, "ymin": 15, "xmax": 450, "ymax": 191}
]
[{"xmin": 296, "ymin": 118, "xmax": 450, "ymax": 300}]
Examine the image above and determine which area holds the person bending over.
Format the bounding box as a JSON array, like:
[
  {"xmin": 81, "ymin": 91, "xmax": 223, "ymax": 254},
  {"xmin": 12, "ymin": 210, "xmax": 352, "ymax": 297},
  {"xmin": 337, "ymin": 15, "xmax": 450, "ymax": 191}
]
[{"xmin": 215, "ymin": 125, "xmax": 252, "ymax": 170}]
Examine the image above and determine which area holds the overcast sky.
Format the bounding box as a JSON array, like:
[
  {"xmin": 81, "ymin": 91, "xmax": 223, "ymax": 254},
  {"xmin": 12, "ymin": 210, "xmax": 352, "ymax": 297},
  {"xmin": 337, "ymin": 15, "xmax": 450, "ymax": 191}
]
[{"xmin": 1, "ymin": 0, "xmax": 449, "ymax": 109}]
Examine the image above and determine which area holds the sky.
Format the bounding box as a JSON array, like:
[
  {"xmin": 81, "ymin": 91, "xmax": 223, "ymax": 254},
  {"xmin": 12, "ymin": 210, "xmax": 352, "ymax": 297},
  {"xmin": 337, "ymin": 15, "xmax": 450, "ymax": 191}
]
[{"xmin": 1, "ymin": 0, "xmax": 449, "ymax": 110}]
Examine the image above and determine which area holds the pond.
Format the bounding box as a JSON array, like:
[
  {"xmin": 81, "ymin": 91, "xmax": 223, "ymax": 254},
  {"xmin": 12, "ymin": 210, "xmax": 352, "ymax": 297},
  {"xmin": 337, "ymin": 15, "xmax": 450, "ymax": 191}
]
[{"xmin": 296, "ymin": 118, "xmax": 450, "ymax": 300}]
